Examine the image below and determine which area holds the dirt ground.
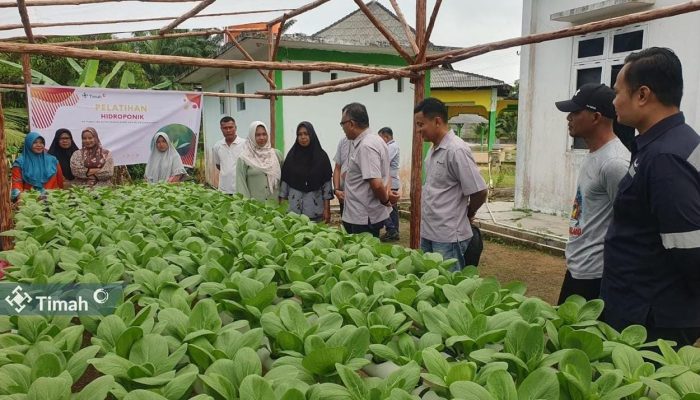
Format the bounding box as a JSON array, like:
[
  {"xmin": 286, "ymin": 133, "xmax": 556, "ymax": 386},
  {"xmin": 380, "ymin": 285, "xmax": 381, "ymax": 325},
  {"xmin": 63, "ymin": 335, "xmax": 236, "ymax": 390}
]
[{"xmin": 394, "ymin": 220, "xmax": 566, "ymax": 305}]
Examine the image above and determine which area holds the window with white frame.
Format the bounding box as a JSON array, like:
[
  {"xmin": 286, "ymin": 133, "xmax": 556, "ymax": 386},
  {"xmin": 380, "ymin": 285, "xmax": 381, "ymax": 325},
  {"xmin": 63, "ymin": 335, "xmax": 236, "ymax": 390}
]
[{"xmin": 569, "ymin": 24, "xmax": 645, "ymax": 150}]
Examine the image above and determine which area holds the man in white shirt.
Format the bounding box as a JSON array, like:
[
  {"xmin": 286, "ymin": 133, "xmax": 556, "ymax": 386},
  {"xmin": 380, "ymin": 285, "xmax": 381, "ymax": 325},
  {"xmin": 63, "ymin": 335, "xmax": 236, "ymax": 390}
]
[
  {"xmin": 379, "ymin": 127, "xmax": 401, "ymax": 242},
  {"xmin": 212, "ymin": 116, "xmax": 244, "ymax": 194}
]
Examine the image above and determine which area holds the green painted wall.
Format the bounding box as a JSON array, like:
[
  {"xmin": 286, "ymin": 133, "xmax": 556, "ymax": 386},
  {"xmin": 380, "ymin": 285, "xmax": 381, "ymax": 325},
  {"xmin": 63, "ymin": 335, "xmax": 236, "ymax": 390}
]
[
  {"xmin": 274, "ymin": 70, "xmax": 284, "ymax": 152},
  {"xmin": 277, "ymin": 47, "xmax": 408, "ymax": 66}
]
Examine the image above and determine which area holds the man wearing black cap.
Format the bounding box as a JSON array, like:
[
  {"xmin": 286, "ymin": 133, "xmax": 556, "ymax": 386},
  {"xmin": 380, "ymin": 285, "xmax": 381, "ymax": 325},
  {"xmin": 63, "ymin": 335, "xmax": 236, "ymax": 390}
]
[{"xmin": 555, "ymin": 83, "xmax": 630, "ymax": 304}]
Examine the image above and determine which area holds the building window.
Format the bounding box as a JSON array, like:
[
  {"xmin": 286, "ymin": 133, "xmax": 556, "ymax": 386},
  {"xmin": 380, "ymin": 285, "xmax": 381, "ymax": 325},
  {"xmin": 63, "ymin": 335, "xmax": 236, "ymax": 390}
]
[
  {"xmin": 397, "ymin": 77, "xmax": 404, "ymax": 92},
  {"xmin": 331, "ymin": 72, "xmax": 338, "ymax": 80},
  {"xmin": 570, "ymin": 25, "xmax": 645, "ymax": 150},
  {"xmin": 374, "ymin": 82, "xmax": 380, "ymax": 92},
  {"xmin": 236, "ymin": 83, "xmax": 245, "ymax": 111},
  {"xmin": 303, "ymin": 72, "xmax": 311, "ymax": 85},
  {"xmin": 219, "ymin": 90, "xmax": 226, "ymax": 114}
]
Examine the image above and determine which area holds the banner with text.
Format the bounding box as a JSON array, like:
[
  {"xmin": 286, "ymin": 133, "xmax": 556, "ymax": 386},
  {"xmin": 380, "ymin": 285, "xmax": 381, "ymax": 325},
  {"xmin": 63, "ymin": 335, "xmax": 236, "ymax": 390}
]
[{"xmin": 28, "ymin": 85, "xmax": 202, "ymax": 166}]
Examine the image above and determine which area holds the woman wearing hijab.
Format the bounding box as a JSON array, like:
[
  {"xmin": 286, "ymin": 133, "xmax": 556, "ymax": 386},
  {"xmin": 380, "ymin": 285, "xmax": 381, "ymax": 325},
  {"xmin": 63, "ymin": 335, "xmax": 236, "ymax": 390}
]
[
  {"xmin": 70, "ymin": 127, "xmax": 114, "ymax": 187},
  {"xmin": 48, "ymin": 128, "xmax": 78, "ymax": 183},
  {"xmin": 236, "ymin": 121, "xmax": 283, "ymax": 203},
  {"xmin": 144, "ymin": 132, "xmax": 187, "ymax": 184},
  {"xmin": 11, "ymin": 132, "xmax": 63, "ymax": 202},
  {"xmin": 280, "ymin": 122, "xmax": 334, "ymax": 223}
]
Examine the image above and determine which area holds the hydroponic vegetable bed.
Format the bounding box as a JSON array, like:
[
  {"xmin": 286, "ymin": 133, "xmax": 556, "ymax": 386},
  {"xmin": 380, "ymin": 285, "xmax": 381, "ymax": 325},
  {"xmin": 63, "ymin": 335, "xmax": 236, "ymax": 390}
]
[{"xmin": 0, "ymin": 184, "xmax": 698, "ymax": 400}]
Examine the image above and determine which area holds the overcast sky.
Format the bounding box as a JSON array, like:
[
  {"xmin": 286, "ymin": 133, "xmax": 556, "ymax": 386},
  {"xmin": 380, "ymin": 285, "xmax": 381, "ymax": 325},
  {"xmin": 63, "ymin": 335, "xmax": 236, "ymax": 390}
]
[{"xmin": 289, "ymin": 0, "xmax": 524, "ymax": 84}]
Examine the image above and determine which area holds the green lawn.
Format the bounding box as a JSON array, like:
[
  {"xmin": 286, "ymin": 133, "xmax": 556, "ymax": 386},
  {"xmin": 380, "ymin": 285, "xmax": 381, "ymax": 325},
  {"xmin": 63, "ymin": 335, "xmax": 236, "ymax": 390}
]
[{"xmin": 480, "ymin": 164, "xmax": 516, "ymax": 188}]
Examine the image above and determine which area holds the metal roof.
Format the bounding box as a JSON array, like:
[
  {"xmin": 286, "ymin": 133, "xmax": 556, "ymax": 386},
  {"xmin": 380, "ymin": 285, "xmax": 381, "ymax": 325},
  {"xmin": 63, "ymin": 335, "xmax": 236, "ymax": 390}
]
[
  {"xmin": 430, "ymin": 67, "xmax": 512, "ymax": 90},
  {"xmin": 311, "ymin": 1, "xmax": 450, "ymax": 52}
]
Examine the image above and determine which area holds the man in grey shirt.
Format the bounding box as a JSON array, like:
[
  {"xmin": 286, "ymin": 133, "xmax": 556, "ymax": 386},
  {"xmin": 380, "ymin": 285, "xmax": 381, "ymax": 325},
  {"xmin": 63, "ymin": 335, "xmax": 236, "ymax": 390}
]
[
  {"xmin": 416, "ymin": 98, "xmax": 488, "ymax": 271},
  {"xmin": 333, "ymin": 136, "xmax": 350, "ymax": 216},
  {"xmin": 340, "ymin": 103, "xmax": 399, "ymax": 237},
  {"xmin": 554, "ymin": 83, "xmax": 630, "ymax": 304},
  {"xmin": 379, "ymin": 127, "xmax": 401, "ymax": 242}
]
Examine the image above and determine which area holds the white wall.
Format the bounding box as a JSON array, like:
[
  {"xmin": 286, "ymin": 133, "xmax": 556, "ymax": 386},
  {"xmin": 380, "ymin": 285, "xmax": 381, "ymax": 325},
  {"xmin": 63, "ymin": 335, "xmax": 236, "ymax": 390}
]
[
  {"xmin": 516, "ymin": 0, "xmax": 700, "ymax": 214},
  {"xmin": 200, "ymin": 69, "xmax": 270, "ymax": 186},
  {"xmin": 281, "ymin": 68, "xmax": 416, "ymax": 196}
]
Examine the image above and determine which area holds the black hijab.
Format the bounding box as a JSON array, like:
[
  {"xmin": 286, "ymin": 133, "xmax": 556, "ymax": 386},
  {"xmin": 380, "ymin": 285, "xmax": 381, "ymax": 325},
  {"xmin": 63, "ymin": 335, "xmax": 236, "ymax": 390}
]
[
  {"xmin": 48, "ymin": 128, "xmax": 78, "ymax": 180},
  {"xmin": 281, "ymin": 121, "xmax": 333, "ymax": 192}
]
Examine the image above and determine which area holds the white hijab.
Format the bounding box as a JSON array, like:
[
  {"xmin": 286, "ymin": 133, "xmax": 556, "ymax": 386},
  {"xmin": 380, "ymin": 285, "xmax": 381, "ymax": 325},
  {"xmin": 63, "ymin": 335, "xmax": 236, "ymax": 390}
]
[
  {"xmin": 144, "ymin": 132, "xmax": 186, "ymax": 183},
  {"xmin": 239, "ymin": 121, "xmax": 280, "ymax": 194}
]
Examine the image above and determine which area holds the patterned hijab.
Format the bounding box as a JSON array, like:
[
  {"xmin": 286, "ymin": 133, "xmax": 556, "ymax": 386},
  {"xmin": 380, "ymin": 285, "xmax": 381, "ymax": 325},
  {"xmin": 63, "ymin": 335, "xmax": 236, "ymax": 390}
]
[
  {"xmin": 239, "ymin": 121, "xmax": 280, "ymax": 194},
  {"xmin": 13, "ymin": 132, "xmax": 58, "ymax": 190},
  {"xmin": 144, "ymin": 132, "xmax": 186, "ymax": 183},
  {"xmin": 81, "ymin": 127, "xmax": 109, "ymax": 169}
]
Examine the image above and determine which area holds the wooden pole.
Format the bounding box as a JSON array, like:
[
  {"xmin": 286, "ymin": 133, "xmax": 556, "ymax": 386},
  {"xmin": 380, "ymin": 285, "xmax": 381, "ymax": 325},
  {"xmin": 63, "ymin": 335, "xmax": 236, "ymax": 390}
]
[
  {"xmin": 409, "ymin": 0, "xmax": 427, "ymax": 250},
  {"xmin": 352, "ymin": 0, "xmax": 414, "ymax": 64},
  {"xmin": 388, "ymin": 0, "xmax": 419, "ymax": 55},
  {"xmin": 267, "ymin": 25, "xmax": 276, "ymax": 148},
  {"xmin": 200, "ymin": 91, "xmax": 267, "ymax": 99},
  {"xmin": 51, "ymin": 30, "xmax": 223, "ymax": 47},
  {"xmin": 416, "ymin": 0, "xmax": 441, "ymax": 63},
  {"xmin": 21, "ymin": 54, "xmax": 32, "ymax": 97},
  {"xmin": 419, "ymin": 0, "xmax": 700, "ymax": 69},
  {"xmin": 0, "ymin": 95, "xmax": 14, "ymax": 250},
  {"xmin": 159, "ymin": 0, "xmax": 217, "ymax": 35},
  {"xmin": 0, "ymin": 0, "xmax": 201, "ymax": 6},
  {"xmin": 258, "ymin": 74, "xmax": 391, "ymax": 97},
  {"xmin": 16, "ymin": 0, "xmax": 35, "ymax": 43},
  {"xmin": 268, "ymin": 0, "xmax": 332, "ymax": 25},
  {"xmin": 0, "ymin": 9, "xmax": 291, "ymax": 32},
  {"xmin": 0, "ymin": 41, "xmax": 413, "ymax": 77},
  {"xmin": 270, "ymin": 18, "xmax": 285, "ymax": 66},
  {"xmin": 224, "ymin": 31, "xmax": 276, "ymax": 88}
]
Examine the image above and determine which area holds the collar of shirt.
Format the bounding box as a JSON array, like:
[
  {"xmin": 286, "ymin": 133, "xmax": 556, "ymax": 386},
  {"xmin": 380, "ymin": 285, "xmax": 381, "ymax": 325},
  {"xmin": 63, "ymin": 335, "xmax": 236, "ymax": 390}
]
[
  {"xmin": 387, "ymin": 139, "xmax": 396, "ymax": 145},
  {"xmin": 352, "ymin": 128, "xmax": 372, "ymax": 147},
  {"xmin": 434, "ymin": 129, "xmax": 456, "ymax": 151},
  {"xmin": 635, "ymin": 112, "xmax": 685, "ymax": 152},
  {"xmin": 222, "ymin": 136, "xmax": 243, "ymax": 147}
]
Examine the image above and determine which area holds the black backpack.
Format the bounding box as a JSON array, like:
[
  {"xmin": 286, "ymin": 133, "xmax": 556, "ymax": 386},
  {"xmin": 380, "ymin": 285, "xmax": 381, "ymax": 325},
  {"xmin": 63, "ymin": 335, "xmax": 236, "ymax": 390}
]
[{"xmin": 463, "ymin": 225, "xmax": 483, "ymax": 267}]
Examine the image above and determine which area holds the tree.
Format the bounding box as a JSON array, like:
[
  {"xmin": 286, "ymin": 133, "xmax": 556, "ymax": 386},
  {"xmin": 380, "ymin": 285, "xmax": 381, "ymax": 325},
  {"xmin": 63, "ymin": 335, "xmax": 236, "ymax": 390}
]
[
  {"xmin": 130, "ymin": 30, "xmax": 222, "ymax": 89},
  {"xmin": 497, "ymin": 110, "xmax": 518, "ymax": 141}
]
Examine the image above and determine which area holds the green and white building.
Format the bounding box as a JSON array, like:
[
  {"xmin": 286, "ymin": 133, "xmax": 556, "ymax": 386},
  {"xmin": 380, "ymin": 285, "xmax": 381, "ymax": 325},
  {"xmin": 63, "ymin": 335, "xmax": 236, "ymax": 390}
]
[{"xmin": 179, "ymin": 1, "xmax": 451, "ymax": 192}]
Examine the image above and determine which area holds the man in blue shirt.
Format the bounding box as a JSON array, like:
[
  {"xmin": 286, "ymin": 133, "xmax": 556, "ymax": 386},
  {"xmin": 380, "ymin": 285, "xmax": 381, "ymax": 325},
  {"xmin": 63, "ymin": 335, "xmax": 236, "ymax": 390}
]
[{"xmin": 603, "ymin": 47, "xmax": 700, "ymax": 347}]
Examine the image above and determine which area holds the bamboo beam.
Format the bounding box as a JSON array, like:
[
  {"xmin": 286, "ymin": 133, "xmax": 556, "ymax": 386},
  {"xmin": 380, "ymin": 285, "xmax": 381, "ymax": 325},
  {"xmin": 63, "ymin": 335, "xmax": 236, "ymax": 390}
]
[
  {"xmin": 0, "ymin": 41, "xmax": 414, "ymax": 77},
  {"xmin": 419, "ymin": 0, "xmax": 700, "ymax": 70},
  {"xmin": 0, "ymin": 95, "xmax": 14, "ymax": 250},
  {"xmin": 388, "ymin": 0, "xmax": 419, "ymax": 55},
  {"xmin": 0, "ymin": 85, "xmax": 268, "ymax": 98},
  {"xmin": 258, "ymin": 73, "xmax": 392, "ymax": 97},
  {"xmin": 0, "ymin": 83, "xmax": 24, "ymax": 90},
  {"xmin": 0, "ymin": 0, "xmax": 200, "ymax": 7},
  {"xmin": 268, "ymin": 0, "xmax": 331, "ymax": 26},
  {"xmin": 416, "ymin": 0, "xmax": 441, "ymax": 63},
  {"xmin": 159, "ymin": 0, "xmax": 216, "ymax": 35},
  {"xmin": 16, "ymin": 0, "xmax": 35, "ymax": 43},
  {"xmin": 353, "ymin": 0, "xmax": 413, "ymax": 64},
  {"xmin": 409, "ymin": 0, "xmax": 427, "ymax": 250},
  {"xmin": 224, "ymin": 31, "xmax": 276, "ymax": 88},
  {"xmin": 200, "ymin": 91, "xmax": 267, "ymax": 99},
  {"xmin": 52, "ymin": 30, "xmax": 223, "ymax": 47},
  {"xmin": 0, "ymin": 9, "xmax": 292, "ymax": 32}
]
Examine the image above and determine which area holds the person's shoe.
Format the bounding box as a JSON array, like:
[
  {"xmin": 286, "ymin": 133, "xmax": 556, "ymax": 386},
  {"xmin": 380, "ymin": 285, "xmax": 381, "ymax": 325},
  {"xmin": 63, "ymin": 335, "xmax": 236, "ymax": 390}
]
[{"xmin": 380, "ymin": 231, "xmax": 400, "ymax": 242}]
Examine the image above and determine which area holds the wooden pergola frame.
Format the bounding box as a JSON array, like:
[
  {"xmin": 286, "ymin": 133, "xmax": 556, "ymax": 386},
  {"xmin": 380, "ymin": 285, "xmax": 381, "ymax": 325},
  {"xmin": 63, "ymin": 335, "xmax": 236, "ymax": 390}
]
[{"xmin": 1, "ymin": 0, "xmax": 700, "ymax": 251}]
